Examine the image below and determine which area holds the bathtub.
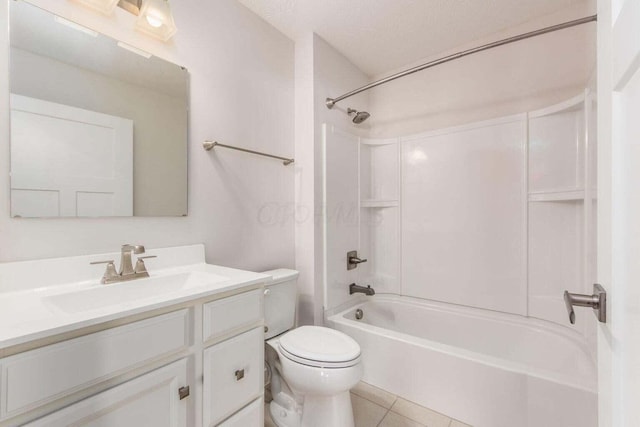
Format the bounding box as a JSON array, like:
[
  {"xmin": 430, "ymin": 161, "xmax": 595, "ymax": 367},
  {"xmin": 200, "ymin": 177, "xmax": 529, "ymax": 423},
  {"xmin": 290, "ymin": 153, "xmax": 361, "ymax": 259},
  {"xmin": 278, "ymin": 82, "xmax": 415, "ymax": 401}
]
[{"xmin": 327, "ymin": 295, "xmax": 597, "ymax": 427}]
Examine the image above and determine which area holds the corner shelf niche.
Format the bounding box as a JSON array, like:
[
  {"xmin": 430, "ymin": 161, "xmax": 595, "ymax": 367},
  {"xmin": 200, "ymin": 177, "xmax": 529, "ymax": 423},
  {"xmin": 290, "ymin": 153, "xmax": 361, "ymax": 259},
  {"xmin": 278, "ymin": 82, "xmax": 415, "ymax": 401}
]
[
  {"xmin": 358, "ymin": 138, "xmax": 400, "ymax": 294},
  {"xmin": 527, "ymin": 90, "xmax": 597, "ymax": 334},
  {"xmin": 528, "ymin": 94, "xmax": 585, "ymax": 194},
  {"xmin": 361, "ymin": 199, "xmax": 399, "ymax": 208}
]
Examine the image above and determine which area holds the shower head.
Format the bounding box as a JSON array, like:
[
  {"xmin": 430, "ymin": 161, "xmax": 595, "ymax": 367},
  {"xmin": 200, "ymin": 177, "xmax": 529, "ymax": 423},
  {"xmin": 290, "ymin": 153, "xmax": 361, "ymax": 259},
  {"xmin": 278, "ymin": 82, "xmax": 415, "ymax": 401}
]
[{"xmin": 347, "ymin": 108, "xmax": 370, "ymax": 124}]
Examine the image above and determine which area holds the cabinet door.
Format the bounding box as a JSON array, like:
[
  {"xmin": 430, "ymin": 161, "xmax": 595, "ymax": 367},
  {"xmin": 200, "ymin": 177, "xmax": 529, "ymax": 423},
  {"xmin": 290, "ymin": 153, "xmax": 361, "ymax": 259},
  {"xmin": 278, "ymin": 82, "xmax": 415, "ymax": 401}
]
[
  {"xmin": 24, "ymin": 358, "xmax": 189, "ymax": 427},
  {"xmin": 203, "ymin": 327, "xmax": 263, "ymax": 426},
  {"xmin": 217, "ymin": 397, "xmax": 263, "ymax": 427}
]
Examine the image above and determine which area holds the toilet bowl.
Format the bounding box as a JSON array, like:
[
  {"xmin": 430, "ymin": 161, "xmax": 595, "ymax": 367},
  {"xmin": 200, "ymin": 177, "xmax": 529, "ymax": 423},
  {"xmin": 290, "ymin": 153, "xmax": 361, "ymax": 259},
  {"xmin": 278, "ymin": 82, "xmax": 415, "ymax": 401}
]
[{"xmin": 262, "ymin": 270, "xmax": 363, "ymax": 427}]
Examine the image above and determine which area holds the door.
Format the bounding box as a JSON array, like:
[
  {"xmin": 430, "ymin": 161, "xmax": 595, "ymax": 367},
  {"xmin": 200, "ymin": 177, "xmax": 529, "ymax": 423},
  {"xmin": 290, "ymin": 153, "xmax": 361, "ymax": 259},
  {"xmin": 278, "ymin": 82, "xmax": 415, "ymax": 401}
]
[
  {"xmin": 10, "ymin": 94, "xmax": 133, "ymax": 217},
  {"xmin": 23, "ymin": 358, "xmax": 189, "ymax": 427},
  {"xmin": 597, "ymin": 0, "xmax": 640, "ymax": 426}
]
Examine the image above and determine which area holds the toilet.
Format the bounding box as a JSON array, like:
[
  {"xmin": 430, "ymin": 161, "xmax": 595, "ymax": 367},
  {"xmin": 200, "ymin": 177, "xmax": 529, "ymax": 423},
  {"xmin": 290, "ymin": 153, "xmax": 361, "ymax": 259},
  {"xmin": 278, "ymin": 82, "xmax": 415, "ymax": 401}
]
[{"xmin": 262, "ymin": 269, "xmax": 363, "ymax": 427}]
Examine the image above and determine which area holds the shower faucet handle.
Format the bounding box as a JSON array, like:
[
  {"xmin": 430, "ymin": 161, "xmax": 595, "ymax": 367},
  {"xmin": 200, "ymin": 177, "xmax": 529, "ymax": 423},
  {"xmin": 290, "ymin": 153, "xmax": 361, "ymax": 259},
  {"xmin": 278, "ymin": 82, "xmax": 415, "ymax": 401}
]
[{"xmin": 347, "ymin": 250, "xmax": 367, "ymax": 270}]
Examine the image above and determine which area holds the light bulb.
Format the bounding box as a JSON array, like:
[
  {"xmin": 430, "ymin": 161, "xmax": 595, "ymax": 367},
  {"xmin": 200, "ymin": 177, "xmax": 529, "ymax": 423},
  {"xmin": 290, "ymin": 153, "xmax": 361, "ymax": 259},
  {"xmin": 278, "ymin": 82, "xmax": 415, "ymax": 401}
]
[
  {"xmin": 146, "ymin": 14, "xmax": 163, "ymax": 28},
  {"xmin": 135, "ymin": 0, "xmax": 177, "ymax": 42}
]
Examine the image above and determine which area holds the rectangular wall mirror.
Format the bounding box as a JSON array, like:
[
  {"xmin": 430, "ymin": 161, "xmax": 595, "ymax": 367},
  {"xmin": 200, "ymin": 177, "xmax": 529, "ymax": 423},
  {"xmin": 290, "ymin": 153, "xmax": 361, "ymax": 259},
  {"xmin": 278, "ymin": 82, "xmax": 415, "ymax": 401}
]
[{"xmin": 9, "ymin": 0, "xmax": 189, "ymax": 218}]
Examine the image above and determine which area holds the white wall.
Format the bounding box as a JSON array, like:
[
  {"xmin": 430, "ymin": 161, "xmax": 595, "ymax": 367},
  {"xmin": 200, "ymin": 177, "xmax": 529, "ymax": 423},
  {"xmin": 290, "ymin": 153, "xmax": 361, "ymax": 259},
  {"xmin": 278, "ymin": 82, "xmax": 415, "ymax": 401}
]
[
  {"xmin": 367, "ymin": 2, "xmax": 596, "ymax": 137},
  {"xmin": 293, "ymin": 32, "xmax": 315, "ymax": 325},
  {"xmin": 11, "ymin": 47, "xmax": 187, "ymax": 217},
  {"xmin": 294, "ymin": 33, "xmax": 370, "ymax": 324},
  {"xmin": 0, "ymin": 0, "xmax": 295, "ymax": 273}
]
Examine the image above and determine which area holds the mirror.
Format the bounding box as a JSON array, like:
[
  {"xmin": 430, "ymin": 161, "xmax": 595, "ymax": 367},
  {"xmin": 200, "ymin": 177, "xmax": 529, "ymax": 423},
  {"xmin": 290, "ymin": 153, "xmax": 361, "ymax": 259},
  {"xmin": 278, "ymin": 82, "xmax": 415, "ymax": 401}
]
[{"xmin": 9, "ymin": 1, "xmax": 188, "ymax": 217}]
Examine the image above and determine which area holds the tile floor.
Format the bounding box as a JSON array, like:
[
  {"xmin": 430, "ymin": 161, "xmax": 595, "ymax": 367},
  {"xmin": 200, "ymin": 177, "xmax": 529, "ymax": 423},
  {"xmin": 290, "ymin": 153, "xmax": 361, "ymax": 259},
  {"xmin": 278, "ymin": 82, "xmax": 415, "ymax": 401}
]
[{"xmin": 264, "ymin": 381, "xmax": 472, "ymax": 427}]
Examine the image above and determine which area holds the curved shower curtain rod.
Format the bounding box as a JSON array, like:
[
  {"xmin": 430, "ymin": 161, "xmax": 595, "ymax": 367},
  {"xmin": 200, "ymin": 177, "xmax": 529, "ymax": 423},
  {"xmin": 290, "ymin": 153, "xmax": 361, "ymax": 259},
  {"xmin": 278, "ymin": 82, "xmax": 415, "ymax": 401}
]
[{"xmin": 325, "ymin": 15, "xmax": 597, "ymax": 109}]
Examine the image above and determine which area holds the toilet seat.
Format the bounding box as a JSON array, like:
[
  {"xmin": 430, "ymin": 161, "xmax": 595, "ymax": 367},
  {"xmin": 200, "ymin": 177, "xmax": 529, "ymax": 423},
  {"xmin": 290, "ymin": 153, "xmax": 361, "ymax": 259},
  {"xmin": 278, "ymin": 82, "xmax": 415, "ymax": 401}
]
[{"xmin": 278, "ymin": 326, "xmax": 361, "ymax": 368}]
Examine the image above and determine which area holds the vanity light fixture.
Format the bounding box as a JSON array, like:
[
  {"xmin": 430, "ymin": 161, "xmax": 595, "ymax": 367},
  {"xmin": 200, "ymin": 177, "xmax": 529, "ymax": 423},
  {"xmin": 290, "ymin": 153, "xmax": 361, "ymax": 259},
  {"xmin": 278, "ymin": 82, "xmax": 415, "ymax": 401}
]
[
  {"xmin": 134, "ymin": 0, "xmax": 177, "ymax": 42},
  {"xmin": 117, "ymin": 0, "xmax": 142, "ymax": 15},
  {"xmin": 73, "ymin": 0, "xmax": 177, "ymax": 42},
  {"xmin": 73, "ymin": 0, "xmax": 120, "ymax": 15}
]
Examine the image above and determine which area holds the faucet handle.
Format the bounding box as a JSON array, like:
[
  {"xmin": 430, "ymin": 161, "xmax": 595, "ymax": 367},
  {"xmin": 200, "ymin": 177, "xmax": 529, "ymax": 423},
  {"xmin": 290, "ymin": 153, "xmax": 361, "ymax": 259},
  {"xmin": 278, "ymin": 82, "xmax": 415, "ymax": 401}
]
[
  {"xmin": 90, "ymin": 260, "xmax": 118, "ymax": 284},
  {"xmin": 347, "ymin": 250, "xmax": 368, "ymax": 270},
  {"xmin": 134, "ymin": 255, "xmax": 157, "ymax": 276},
  {"xmin": 90, "ymin": 259, "xmax": 115, "ymax": 265}
]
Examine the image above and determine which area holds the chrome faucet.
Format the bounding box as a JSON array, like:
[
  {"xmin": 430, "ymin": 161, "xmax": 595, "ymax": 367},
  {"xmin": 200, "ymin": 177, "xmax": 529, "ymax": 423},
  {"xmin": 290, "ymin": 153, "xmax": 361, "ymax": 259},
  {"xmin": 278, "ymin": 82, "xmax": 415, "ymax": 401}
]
[
  {"xmin": 349, "ymin": 283, "xmax": 375, "ymax": 296},
  {"xmin": 90, "ymin": 244, "xmax": 157, "ymax": 284}
]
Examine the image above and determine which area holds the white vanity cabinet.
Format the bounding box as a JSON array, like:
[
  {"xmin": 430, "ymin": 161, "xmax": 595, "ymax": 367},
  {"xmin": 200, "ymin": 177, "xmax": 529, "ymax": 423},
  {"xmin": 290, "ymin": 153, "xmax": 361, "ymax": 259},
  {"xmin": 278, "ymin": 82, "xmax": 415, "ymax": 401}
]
[{"xmin": 0, "ymin": 286, "xmax": 265, "ymax": 427}]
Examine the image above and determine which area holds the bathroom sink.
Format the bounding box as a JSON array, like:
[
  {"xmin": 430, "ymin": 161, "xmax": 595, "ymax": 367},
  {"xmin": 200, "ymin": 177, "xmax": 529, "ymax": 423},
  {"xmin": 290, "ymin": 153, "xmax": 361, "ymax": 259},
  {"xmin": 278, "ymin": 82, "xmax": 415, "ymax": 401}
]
[{"xmin": 45, "ymin": 271, "xmax": 228, "ymax": 314}]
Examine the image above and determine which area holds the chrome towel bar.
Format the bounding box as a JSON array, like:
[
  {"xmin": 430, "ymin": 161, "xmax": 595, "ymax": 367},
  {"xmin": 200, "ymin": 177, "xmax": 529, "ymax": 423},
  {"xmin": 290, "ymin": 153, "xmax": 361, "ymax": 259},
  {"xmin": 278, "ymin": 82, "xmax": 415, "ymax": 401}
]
[{"xmin": 203, "ymin": 140, "xmax": 294, "ymax": 166}]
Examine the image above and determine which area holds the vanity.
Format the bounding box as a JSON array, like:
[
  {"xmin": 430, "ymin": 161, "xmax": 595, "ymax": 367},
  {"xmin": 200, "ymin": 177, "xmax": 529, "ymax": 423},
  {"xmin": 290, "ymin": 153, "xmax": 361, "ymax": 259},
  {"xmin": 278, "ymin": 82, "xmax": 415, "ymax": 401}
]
[{"xmin": 0, "ymin": 244, "xmax": 268, "ymax": 426}]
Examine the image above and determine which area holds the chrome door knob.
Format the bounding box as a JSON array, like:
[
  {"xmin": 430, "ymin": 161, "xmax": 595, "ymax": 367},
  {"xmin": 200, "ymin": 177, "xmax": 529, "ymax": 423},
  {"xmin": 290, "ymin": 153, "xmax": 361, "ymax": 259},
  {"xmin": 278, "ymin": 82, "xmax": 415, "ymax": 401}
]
[{"xmin": 564, "ymin": 284, "xmax": 607, "ymax": 324}]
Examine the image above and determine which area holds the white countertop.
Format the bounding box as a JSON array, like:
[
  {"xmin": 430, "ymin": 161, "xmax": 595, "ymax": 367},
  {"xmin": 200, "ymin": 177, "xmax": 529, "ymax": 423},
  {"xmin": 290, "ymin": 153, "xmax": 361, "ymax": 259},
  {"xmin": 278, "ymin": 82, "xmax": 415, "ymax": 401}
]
[{"xmin": 0, "ymin": 245, "xmax": 271, "ymax": 349}]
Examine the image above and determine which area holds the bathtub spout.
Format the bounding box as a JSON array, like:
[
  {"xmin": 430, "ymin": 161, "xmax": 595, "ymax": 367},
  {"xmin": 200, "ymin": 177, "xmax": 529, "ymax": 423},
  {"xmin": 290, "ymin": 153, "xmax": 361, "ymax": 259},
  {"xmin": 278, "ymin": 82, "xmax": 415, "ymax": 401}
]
[{"xmin": 349, "ymin": 283, "xmax": 375, "ymax": 296}]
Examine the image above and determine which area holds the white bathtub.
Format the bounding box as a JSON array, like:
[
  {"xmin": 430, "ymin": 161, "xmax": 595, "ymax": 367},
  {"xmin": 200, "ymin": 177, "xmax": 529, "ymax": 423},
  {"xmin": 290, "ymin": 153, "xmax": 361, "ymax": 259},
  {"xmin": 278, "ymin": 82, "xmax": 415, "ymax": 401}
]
[{"xmin": 327, "ymin": 295, "xmax": 597, "ymax": 427}]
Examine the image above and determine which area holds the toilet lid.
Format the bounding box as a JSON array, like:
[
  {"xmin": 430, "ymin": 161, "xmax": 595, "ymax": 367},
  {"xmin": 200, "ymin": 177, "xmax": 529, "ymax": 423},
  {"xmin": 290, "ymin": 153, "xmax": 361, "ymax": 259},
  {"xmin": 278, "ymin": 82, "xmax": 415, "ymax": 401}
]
[{"xmin": 279, "ymin": 326, "xmax": 361, "ymax": 364}]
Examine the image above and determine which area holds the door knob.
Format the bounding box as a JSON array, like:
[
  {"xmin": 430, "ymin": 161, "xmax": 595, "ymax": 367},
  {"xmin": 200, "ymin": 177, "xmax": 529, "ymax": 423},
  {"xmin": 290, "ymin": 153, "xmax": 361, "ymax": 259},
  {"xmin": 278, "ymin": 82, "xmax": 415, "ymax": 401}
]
[{"xmin": 564, "ymin": 284, "xmax": 607, "ymax": 324}]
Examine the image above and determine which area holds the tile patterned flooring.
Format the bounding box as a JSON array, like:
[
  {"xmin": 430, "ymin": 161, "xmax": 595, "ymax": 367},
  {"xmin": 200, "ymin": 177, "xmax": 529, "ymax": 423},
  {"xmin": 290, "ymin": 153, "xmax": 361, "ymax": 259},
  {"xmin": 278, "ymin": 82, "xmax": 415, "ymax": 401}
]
[{"xmin": 265, "ymin": 381, "xmax": 472, "ymax": 427}]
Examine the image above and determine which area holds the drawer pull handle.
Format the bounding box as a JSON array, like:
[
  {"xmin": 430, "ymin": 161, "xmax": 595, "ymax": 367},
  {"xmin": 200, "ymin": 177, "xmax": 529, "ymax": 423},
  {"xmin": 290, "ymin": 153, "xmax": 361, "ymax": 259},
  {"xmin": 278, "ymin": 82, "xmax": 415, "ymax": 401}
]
[
  {"xmin": 235, "ymin": 369, "xmax": 245, "ymax": 381},
  {"xmin": 178, "ymin": 386, "xmax": 190, "ymax": 400}
]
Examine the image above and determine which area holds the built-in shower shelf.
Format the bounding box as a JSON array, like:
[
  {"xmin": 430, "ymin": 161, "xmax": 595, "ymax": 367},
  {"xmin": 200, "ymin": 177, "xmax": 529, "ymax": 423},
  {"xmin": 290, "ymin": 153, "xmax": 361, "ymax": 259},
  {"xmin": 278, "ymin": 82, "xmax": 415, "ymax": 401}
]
[
  {"xmin": 361, "ymin": 199, "xmax": 399, "ymax": 208},
  {"xmin": 528, "ymin": 190, "xmax": 585, "ymax": 202}
]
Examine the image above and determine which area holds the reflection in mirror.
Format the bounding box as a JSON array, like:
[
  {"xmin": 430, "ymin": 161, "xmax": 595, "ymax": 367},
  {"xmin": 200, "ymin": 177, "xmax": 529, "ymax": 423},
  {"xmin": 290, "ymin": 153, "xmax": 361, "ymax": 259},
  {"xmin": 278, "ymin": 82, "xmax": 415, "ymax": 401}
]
[{"xmin": 9, "ymin": 1, "xmax": 188, "ymax": 218}]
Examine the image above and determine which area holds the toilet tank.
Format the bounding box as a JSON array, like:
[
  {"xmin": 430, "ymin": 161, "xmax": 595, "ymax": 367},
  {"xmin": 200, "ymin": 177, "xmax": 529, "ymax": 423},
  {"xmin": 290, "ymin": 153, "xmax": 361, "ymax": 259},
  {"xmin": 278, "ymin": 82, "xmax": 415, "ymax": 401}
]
[{"xmin": 262, "ymin": 269, "xmax": 299, "ymax": 339}]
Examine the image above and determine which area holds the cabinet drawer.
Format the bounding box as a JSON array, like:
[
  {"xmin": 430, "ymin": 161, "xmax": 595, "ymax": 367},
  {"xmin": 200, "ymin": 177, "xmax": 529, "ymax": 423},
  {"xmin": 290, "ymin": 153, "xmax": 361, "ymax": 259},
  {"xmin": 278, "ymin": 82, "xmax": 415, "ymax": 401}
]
[
  {"xmin": 23, "ymin": 358, "xmax": 189, "ymax": 427},
  {"xmin": 217, "ymin": 397, "xmax": 263, "ymax": 427},
  {"xmin": 0, "ymin": 309, "xmax": 190, "ymax": 419},
  {"xmin": 203, "ymin": 289, "xmax": 263, "ymax": 341},
  {"xmin": 203, "ymin": 327, "xmax": 263, "ymax": 426}
]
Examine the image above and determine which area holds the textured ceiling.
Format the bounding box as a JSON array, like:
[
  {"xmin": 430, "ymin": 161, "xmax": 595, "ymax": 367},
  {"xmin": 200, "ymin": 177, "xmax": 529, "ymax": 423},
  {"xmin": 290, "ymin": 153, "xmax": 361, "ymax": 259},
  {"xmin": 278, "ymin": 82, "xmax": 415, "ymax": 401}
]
[{"xmin": 238, "ymin": 0, "xmax": 591, "ymax": 76}]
